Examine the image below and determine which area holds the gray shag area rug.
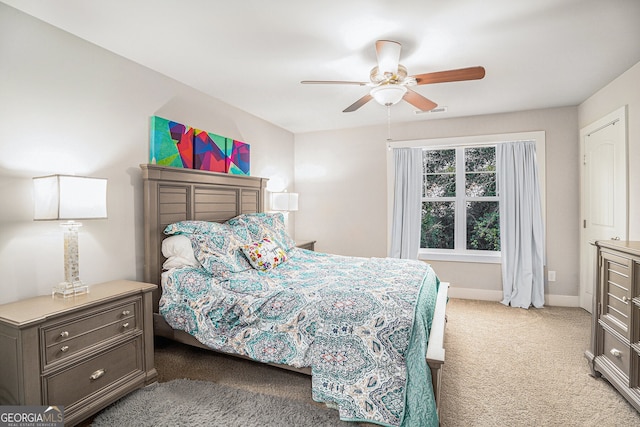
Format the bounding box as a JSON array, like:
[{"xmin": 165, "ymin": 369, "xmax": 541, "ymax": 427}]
[{"xmin": 92, "ymin": 378, "xmax": 351, "ymax": 427}]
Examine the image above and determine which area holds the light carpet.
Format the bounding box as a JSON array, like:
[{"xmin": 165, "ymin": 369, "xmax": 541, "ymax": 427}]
[{"xmin": 439, "ymin": 299, "xmax": 640, "ymax": 426}]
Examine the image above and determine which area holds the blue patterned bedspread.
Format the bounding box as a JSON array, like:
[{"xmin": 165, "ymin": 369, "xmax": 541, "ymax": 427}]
[{"xmin": 160, "ymin": 249, "xmax": 439, "ymax": 426}]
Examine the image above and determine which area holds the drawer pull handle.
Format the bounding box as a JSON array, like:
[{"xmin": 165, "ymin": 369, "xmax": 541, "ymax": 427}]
[
  {"xmin": 122, "ymin": 310, "xmax": 131, "ymax": 316},
  {"xmin": 622, "ymin": 296, "xmax": 629, "ymax": 303},
  {"xmin": 60, "ymin": 331, "xmax": 69, "ymax": 338},
  {"xmin": 122, "ymin": 322, "xmax": 130, "ymax": 329},
  {"xmin": 610, "ymin": 348, "xmax": 622, "ymax": 358},
  {"xmin": 60, "ymin": 345, "xmax": 69, "ymax": 353},
  {"xmin": 90, "ymin": 369, "xmax": 105, "ymax": 381}
]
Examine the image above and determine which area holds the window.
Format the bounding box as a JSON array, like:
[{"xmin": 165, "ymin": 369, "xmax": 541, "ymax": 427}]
[
  {"xmin": 387, "ymin": 131, "xmax": 544, "ymax": 264},
  {"xmin": 421, "ymin": 146, "xmax": 500, "ymax": 255}
]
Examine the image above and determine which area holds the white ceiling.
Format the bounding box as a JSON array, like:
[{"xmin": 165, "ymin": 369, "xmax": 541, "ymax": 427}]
[{"xmin": 4, "ymin": 0, "xmax": 640, "ymax": 134}]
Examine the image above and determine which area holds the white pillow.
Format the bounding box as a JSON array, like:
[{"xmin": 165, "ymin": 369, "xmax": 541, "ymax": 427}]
[{"xmin": 161, "ymin": 235, "xmax": 200, "ymax": 270}]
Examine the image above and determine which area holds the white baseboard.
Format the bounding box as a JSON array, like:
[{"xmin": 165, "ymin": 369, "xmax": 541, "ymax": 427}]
[
  {"xmin": 449, "ymin": 286, "xmax": 581, "ymax": 308},
  {"xmin": 448, "ymin": 287, "xmax": 503, "ymax": 301},
  {"xmin": 544, "ymin": 294, "xmax": 581, "ymax": 307}
]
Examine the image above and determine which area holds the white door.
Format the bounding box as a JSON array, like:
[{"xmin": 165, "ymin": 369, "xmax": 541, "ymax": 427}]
[{"xmin": 580, "ymin": 106, "xmax": 628, "ymax": 312}]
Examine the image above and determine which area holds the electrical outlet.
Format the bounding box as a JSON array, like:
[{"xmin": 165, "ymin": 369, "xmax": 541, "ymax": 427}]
[{"xmin": 548, "ymin": 271, "xmax": 556, "ymax": 282}]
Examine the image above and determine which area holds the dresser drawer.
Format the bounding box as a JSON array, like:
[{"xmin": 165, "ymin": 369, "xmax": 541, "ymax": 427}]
[
  {"xmin": 42, "ymin": 298, "xmax": 139, "ymax": 367},
  {"xmin": 600, "ymin": 251, "xmax": 632, "ymax": 338},
  {"xmin": 44, "ymin": 337, "xmax": 143, "ymax": 408},
  {"xmin": 602, "ymin": 328, "xmax": 631, "ymax": 379}
]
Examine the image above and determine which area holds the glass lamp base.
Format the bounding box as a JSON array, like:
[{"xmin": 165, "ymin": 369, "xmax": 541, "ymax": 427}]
[{"xmin": 52, "ymin": 281, "xmax": 89, "ymax": 298}]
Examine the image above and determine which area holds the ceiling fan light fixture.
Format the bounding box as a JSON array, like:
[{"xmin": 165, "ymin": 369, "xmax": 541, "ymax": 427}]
[
  {"xmin": 370, "ymin": 64, "xmax": 408, "ymax": 84},
  {"xmin": 302, "ymin": 40, "xmax": 485, "ymax": 114},
  {"xmin": 370, "ymin": 85, "xmax": 407, "ymax": 106},
  {"xmin": 376, "ymin": 40, "xmax": 401, "ymax": 75}
]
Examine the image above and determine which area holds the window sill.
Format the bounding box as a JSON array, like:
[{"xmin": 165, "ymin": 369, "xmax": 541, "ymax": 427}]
[{"xmin": 418, "ymin": 251, "xmax": 502, "ymax": 264}]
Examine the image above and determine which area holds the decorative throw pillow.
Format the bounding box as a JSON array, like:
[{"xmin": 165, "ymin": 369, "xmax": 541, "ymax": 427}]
[
  {"xmin": 241, "ymin": 238, "xmax": 288, "ymax": 271},
  {"xmin": 189, "ymin": 231, "xmax": 252, "ymax": 277},
  {"xmin": 227, "ymin": 213, "xmax": 296, "ymax": 252},
  {"xmin": 163, "ymin": 215, "xmax": 294, "ymax": 276},
  {"xmin": 164, "ymin": 220, "xmax": 229, "ymax": 236}
]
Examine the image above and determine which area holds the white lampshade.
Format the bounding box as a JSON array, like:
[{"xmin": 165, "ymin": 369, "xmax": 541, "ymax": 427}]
[
  {"xmin": 33, "ymin": 175, "xmax": 108, "ymax": 220},
  {"xmin": 272, "ymin": 192, "xmax": 299, "ymax": 212},
  {"xmin": 370, "ymin": 85, "xmax": 407, "ymax": 106}
]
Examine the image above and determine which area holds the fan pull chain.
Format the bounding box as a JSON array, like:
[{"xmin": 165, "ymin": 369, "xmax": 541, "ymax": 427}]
[{"xmin": 387, "ymin": 105, "xmax": 392, "ymax": 142}]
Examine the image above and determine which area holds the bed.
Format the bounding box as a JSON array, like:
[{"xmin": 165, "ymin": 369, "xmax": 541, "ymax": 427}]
[{"xmin": 141, "ymin": 164, "xmax": 448, "ymax": 426}]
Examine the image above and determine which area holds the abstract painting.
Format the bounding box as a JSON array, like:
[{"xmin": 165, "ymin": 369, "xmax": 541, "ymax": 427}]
[
  {"xmin": 150, "ymin": 116, "xmax": 194, "ymax": 168},
  {"xmin": 194, "ymin": 130, "xmax": 227, "ymax": 173},
  {"xmin": 227, "ymin": 140, "xmax": 251, "ymax": 175},
  {"xmin": 149, "ymin": 116, "xmax": 250, "ymax": 175}
]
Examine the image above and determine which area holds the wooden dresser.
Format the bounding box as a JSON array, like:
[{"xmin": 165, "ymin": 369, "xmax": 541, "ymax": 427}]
[
  {"xmin": 586, "ymin": 240, "xmax": 640, "ymax": 411},
  {"xmin": 0, "ymin": 280, "xmax": 157, "ymax": 426}
]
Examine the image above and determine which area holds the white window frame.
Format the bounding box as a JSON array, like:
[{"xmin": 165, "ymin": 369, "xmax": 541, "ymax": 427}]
[
  {"xmin": 422, "ymin": 145, "xmax": 500, "ymax": 261},
  {"xmin": 386, "ymin": 131, "xmax": 546, "ymax": 264}
]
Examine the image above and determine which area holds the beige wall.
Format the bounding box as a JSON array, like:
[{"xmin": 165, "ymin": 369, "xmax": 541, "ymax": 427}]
[
  {"xmin": 294, "ymin": 126, "xmax": 389, "ymax": 257},
  {"xmin": 578, "ymin": 61, "xmax": 640, "ymax": 240},
  {"xmin": 295, "ymin": 106, "xmax": 580, "ymax": 304},
  {"xmin": 3, "ymin": 2, "xmax": 636, "ymax": 307},
  {"xmin": 0, "ymin": 4, "xmax": 295, "ymax": 304}
]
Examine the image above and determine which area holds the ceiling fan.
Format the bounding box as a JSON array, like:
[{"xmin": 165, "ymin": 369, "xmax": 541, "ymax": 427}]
[{"xmin": 301, "ymin": 40, "xmax": 486, "ymax": 113}]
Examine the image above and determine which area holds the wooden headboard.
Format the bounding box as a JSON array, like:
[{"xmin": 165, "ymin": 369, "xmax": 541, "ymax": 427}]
[{"xmin": 140, "ymin": 164, "xmax": 268, "ymax": 312}]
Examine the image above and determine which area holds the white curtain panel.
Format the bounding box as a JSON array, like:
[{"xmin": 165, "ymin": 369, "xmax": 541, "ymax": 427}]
[
  {"xmin": 497, "ymin": 141, "xmax": 545, "ymax": 308},
  {"xmin": 390, "ymin": 147, "xmax": 422, "ymax": 259}
]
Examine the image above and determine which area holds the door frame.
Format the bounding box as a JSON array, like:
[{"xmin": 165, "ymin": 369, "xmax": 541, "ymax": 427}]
[{"xmin": 579, "ymin": 105, "xmax": 628, "ymax": 312}]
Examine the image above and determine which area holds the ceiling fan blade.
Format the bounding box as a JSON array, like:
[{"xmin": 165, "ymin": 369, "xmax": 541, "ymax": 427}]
[
  {"xmin": 301, "ymin": 80, "xmax": 368, "ymax": 86},
  {"xmin": 403, "ymin": 89, "xmax": 438, "ymax": 112},
  {"xmin": 343, "ymin": 94, "xmax": 373, "ymax": 113},
  {"xmin": 412, "ymin": 66, "xmax": 486, "ymax": 85},
  {"xmin": 375, "ymin": 40, "xmax": 401, "ymax": 75}
]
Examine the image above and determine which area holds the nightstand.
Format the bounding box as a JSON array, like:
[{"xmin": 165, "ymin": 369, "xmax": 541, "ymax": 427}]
[
  {"xmin": 296, "ymin": 240, "xmax": 316, "ymax": 251},
  {"xmin": 0, "ymin": 280, "xmax": 157, "ymax": 426}
]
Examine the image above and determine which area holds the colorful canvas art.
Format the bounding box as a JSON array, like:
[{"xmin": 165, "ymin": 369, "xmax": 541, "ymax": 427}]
[
  {"xmin": 227, "ymin": 140, "xmax": 251, "ymax": 175},
  {"xmin": 194, "ymin": 130, "xmax": 228, "ymax": 173},
  {"xmin": 149, "ymin": 116, "xmax": 250, "ymax": 175},
  {"xmin": 150, "ymin": 116, "xmax": 194, "ymax": 168}
]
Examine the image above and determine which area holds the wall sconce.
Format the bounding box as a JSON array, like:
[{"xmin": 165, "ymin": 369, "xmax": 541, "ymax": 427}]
[
  {"xmin": 271, "ymin": 191, "xmax": 299, "ymax": 212},
  {"xmin": 33, "ymin": 174, "xmax": 108, "ymax": 297}
]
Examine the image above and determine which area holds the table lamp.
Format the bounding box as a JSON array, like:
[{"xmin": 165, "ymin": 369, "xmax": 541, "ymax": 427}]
[{"xmin": 33, "ymin": 175, "xmax": 107, "ymax": 297}]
